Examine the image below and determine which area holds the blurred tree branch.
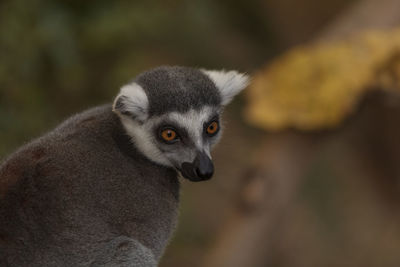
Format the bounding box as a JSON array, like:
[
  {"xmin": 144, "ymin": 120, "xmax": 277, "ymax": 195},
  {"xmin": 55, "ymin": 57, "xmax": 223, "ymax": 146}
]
[
  {"xmin": 203, "ymin": 134, "xmax": 316, "ymax": 267},
  {"xmin": 202, "ymin": 0, "xmax": 400, "ymax": 266},
  {"xmin": 317, "ymin": 0, "xmax": 400, "ymax": 42}
]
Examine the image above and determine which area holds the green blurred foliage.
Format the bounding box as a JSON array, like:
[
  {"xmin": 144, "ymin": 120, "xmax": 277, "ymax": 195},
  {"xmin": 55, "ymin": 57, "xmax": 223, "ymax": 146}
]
[{"xmin": 0, "ymin": 0, "xmax": 277, "ymax": 158}]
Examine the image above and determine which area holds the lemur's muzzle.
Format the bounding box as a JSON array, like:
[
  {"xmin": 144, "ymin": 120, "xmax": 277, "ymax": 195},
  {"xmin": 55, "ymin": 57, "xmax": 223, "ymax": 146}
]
[{"xmin": 181, "ymin": 151, "xmax": 214, "ymax": 182}]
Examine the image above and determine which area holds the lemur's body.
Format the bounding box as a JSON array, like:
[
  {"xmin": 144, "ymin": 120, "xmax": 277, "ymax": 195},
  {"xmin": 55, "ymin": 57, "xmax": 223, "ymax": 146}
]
[
  {"xmin": 0, "ymin": 66, "xmax": 248, "ymax": 266},
  {"xmin": 0, "ymin": 106, "xmax": 172, "ymax": 266}
]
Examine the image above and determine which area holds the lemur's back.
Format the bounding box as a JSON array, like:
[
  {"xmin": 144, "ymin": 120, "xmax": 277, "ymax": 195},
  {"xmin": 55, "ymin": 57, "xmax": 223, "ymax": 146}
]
[{"xmin": 0, "ymin": 105, "xmax": 180, "ymax": 266}]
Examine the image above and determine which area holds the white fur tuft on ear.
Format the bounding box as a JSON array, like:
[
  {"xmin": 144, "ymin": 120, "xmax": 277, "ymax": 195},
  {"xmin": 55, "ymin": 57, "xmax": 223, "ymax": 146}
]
[
  {"xmin": 112, "ymin": 82, "xmax": 149, "ymax": 122},
  {"xmin": 201, "ymin": 69, "xmax": 249, "ymax": 105}
]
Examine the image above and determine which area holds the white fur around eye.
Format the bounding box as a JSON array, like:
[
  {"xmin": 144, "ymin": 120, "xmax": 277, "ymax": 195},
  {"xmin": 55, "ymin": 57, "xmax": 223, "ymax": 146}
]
[
  {"xmin": 201, "ymin": 69, "xmax": 249, "ymax": 105},
  {"xmin": 119, "ymin": 116, "xmax": 173, "ymax": 167},
  {"xmin": 113, "ymin": 83, "xmax": 149, "ymax": 122}
]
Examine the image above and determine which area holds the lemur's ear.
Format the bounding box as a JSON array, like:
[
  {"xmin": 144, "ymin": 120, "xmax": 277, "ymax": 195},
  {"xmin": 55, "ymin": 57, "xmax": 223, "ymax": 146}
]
[
  {"xmin": 113, "ymin": 83, "xmax": 149, "ymax": 122},
  {"xmin": 201, "ymin": 69, "xmax": 250, "ymax": 106}
]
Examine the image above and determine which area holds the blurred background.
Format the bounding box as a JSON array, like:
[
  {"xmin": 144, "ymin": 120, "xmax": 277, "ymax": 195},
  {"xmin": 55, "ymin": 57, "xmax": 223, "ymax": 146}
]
[{"xmin": 1, "ymin": 0, "xmax": 400, "ymax": 266}]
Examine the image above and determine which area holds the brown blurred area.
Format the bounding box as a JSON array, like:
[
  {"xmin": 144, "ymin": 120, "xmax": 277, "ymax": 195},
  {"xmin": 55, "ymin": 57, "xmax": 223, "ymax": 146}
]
[{"xmin": 2, "ymin": 0, "xmax": 400, "ymax": 266}]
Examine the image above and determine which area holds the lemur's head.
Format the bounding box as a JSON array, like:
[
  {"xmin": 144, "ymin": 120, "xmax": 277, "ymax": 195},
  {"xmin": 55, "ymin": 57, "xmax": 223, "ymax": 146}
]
[{"xmin": 113, "ymin": 66, "xmax": 249, "ymax": 182}]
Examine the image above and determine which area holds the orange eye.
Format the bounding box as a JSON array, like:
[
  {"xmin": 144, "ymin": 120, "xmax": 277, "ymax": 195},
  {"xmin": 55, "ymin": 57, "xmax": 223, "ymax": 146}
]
[
  {"xmin": 161, "ymin": 129, "xmax": 178, "ymax": 142},
  {"xmin": 206, "ymin": 121, "xmax": 219, "ymax": 135}
]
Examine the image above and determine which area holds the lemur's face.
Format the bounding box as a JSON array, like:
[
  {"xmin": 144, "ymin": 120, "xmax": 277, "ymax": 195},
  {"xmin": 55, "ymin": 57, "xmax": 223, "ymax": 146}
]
[
  {"xmin": 113, "ymin": 66, "xmax": 248, "ymax": 182},
  {"xmin": 130, "ymin": 106, "xmax": 221, "ymax": 181}
]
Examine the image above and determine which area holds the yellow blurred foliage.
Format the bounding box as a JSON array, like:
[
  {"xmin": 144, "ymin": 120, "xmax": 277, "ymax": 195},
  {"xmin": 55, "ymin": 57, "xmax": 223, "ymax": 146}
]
[{"xmin": 245, "ymin": 28, "xmax": 400, "ymax": 131}]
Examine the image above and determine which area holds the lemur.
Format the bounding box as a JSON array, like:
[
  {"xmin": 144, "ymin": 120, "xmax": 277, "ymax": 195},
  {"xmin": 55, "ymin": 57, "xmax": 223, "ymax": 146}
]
[{"xmin": 0, "ymin": 66, "xmax": 249, "ymax": 266}]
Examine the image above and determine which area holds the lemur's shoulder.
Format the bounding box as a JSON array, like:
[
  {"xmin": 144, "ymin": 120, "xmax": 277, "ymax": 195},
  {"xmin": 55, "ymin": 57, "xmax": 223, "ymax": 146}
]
[
  {"xmin": 0, "ymin": 105, "xmax": 115, "ymax": 199},
  {"xmin": 50, "ymin": 104, "xmax": 116, "ymax": 139}
]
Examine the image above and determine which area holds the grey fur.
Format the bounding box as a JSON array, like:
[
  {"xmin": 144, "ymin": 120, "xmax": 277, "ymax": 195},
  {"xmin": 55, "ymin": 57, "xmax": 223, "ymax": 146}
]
[
  {"xmin": 0, "ymin": 106, "xmax": 177, "ymax": 266},
  {"xmin": 135, "ymin": 66, "xmax": 221, "ymax": 116},
  {"xmin": 90, "ymin": 237, "xmax": 157, "ymax": 267}
]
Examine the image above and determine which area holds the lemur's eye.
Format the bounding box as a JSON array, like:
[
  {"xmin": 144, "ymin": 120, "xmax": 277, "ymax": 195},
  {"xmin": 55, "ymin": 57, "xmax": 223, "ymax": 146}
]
[
  {"xmin": 206, "ymin": 121, "xmax": 219, "ymax": 136},
  {"xmin": 160, "ymin": 128, "xmax": 178, "ymax": 143}
]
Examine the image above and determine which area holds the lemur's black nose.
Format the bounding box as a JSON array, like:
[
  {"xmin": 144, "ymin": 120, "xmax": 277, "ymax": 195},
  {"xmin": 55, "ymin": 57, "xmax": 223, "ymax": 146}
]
[
  {"xmin": 181, "ymin": 151, "xmax": 214, "ymax": 182},
  {"xmin": 194, "ymin": 152, "xmax": 214, "ymax": 180}
]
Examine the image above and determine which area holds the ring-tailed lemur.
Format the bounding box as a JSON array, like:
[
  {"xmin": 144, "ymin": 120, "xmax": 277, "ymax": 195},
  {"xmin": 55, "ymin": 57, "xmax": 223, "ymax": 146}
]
[{"xmin": 0, "ymin": 66, "xmax": 249, "ymax": 266}]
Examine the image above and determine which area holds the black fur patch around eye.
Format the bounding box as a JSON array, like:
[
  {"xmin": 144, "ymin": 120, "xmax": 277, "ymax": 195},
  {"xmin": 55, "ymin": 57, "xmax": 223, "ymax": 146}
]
[
  {"xmin": 135, "ymin": 66, "xmax": 221, "ymax": 117},
  {"xmin": 154, "ymin": 122, "xmax": 192, "ymax": 146}
]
